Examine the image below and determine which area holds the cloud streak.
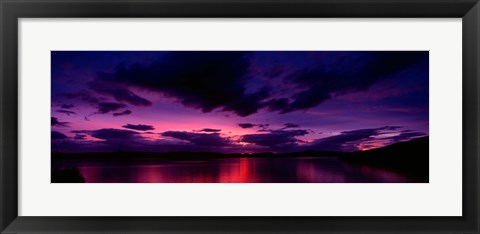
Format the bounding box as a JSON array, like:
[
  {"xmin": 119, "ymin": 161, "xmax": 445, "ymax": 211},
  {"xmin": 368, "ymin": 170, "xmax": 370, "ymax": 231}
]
[
  {"xmin": 241, "ymin": 129, "xmax": 309, "ymax": 147},
  {"xmin": 122, "ymin": 124, "xmax": 155, "ymax": 131},
  {"xmin": 307, "ymin": 126, "xmax": 422, "ymax": 152},
  {"xmin": 51, "ymin": 117, "xmax": 70, "ymax": 127},
  {"xmin": 88, "ymin": 79, "xmax": 152, "ymax": 107},
  {"xmin": 95, "ymin": 102, "xmax": 127, "ymax": 114},
  {"xmin": 56, "ymin": 110, "xmax": 76, "ymax": 116},
  {"xmin": 162, "ymin": 131, "xmax": 232, "ymax": 147},
  {"xmin": 113, "ymin": 110, "xmax": 132, "ymax": 117}
]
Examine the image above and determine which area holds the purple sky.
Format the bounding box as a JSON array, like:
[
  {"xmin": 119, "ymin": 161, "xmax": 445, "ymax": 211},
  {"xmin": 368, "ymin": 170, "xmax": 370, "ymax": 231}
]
[{"xmin": 51, "ymin": 51, "xmax": 428, "ymax": 153}]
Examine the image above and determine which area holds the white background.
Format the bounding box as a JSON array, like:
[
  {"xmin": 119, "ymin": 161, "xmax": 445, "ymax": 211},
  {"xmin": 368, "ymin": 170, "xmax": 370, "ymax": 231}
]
[{"xmin": 18, "ymin": 19, "xmax": 462, "ymax": 216}]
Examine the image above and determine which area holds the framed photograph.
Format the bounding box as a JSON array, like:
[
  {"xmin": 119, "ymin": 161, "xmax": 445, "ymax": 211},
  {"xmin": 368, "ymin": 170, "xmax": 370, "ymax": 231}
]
[{"xmin": 1, "ymin": 0, "xmax": 479, "ymax": 233}]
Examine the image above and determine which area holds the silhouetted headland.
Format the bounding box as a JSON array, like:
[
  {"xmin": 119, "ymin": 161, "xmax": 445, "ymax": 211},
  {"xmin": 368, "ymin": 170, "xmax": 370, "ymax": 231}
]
[{"xmin": 340, "ymin": 136, "xmax": 428, "ymax": 181}]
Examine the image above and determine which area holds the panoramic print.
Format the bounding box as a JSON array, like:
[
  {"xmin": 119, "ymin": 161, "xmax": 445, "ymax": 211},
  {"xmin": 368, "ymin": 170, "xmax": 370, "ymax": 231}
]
[{"xmin": 51, "ymin": 51, "xmax": 429, "ymax": 183}]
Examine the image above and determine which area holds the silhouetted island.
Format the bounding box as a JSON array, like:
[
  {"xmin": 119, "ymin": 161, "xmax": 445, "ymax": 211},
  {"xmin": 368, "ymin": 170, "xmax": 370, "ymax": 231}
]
[{"xmin": 51, "ymin": 167, "xmax": 85, "ymax": 183}]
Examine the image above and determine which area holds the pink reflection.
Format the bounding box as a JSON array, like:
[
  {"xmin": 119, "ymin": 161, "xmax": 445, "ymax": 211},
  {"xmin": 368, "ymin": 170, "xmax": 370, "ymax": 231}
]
[
  {"xmin": 218, "ymin": 158, "xmax": 254, "ymax": 183},
  {"xmin": 296, "ymin": 159, "xmax": 347, "ymax": 183},
  {"xmin": 70, "ymin": 157, "xmax": 415, "ymax": 183}
]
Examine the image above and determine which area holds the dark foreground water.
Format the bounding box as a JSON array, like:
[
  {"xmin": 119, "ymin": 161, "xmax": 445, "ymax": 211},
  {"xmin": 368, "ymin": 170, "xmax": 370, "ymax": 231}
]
[{"xmin": 52, "ymin": 156, "xmax": 421, "ymax": 183}]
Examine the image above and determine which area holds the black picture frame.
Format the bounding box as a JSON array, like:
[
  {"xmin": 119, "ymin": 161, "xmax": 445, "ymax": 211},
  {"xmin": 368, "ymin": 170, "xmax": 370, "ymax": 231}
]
[{"xmin": 1, "ymin": 0, "xmax": 479, "ymax": 233}]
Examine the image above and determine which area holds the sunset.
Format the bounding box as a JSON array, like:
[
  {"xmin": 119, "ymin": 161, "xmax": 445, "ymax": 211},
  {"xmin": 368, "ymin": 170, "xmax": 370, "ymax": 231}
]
[{"xmin": 51, "ymin": 51, "xmax": 429, "ymax": 183}]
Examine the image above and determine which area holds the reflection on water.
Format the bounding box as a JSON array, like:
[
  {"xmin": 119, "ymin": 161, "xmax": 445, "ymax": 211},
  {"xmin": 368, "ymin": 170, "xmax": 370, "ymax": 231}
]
[{"xmin": 52, "ymin": 156, "xmax": 413, "ymax": 183}]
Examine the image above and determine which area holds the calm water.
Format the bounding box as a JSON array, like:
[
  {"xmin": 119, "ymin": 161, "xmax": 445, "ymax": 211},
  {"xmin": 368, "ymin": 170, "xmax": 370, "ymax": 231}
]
[{"xmin": 52, "ymin": 156, "xmax": 414, "ymax": 183}]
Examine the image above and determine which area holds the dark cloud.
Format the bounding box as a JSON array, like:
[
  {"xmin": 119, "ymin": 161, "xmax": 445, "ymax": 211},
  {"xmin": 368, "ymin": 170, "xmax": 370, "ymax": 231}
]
[
  {"xmin": 241, "ymin": 129, "xmax": 309, "ymax": 147},
  {"xmin": 113, "ymin": 110, "xmax": 132, "ymax": 117},
  {"xmin": 122, "ymin": 124, "xmax": 155, "ymax": 131},
  {"xmin": 238, "ymin": 123, "xmax": 269, "ymax": 129},
  {"xmin": 74, "ymin": 134, "xmax": 87, "ymax": 140},
  {"xmin": 222, "ymin": 87, "xmax": 270, "ymax": 116},
  {"xmin": 283, "ymin": 123, "xmax": 300, "ymax": 128},
  {"xmin": 64, "ymin": 128, "xmax": 167, "ymax": 152},
  {"xmin": 96, "ymin": 51, "xmax": 261, "ymax": 116},
  {"xmin": 385, "ymin": 131, "xmax": 426, "ymax": 142},
  {"xmin": 238, "ymin": 123, "xmax": 256, "ymax": 129},
  {"xmin": 278, "ymin": 88, "xmax": 329, "ymax": 113},
  {"xmin": 382, "ymin": 126, "xmax": 403, "ymax": 131},
  {"xmin": 276, "ymin": 52, "xmax": 428, "ymax": 113},
  {"xmin": 56, "ymin": 110, "xmax": 76, "ymax": 115},
  {"xmin": 52, "ymin": 131, "xmax": 68, "ymax": 140},
  {"xmin": 257, "ymin": 124, "xmax": 269, "ymax": 129},
  {"xmin": 73, "ymin": 128, "xmax": 139, "ymax": 140},
  {"xmin": 308, "ymin": 126, "xmax": 403, "ymax": 152},
  {"xmin": 162, "ymin": 131, "xmax": 231, "ymax": 147},
  {"xmin": 62, "ymin": 91, "xmax": 101, "ymax": 105},
  {"xmin": 54, "ymin": 51, "xmax": 428, "ymax": 121},
  {"xmin": 96, "ymin": 102, "xmax": 126, "ymax": 114},
  {"xmin": 197, "ymin": 128, "xmax": 221, "ymax": 133},
  {"xmin": 264, "ymin": 98, "xmax": 289, "ymax": 112},
  {"xmin": 51, "ymin": 117, "xmax": 70, "ymax": 127},
  {"xmin": 88, "ymin": 79, "xmax": 152, "ymax": 107},
  {"xmin": 309, "ymin": 128, "xmax": 383, "ymax": 152},
  {"xmin": 52, "ymin": 132, "xmax": 225, "ymax": 153},
  {"xmin": 91, "ymin": 128, "xmax": 139, "ymax": 140},
  {"xmin": 263, "ymin": 66, "xmax": 284, "ymax": 78},
  {"xmin": 60, "ymin": 104, "xmax": 74, "ymax": 109}
]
